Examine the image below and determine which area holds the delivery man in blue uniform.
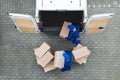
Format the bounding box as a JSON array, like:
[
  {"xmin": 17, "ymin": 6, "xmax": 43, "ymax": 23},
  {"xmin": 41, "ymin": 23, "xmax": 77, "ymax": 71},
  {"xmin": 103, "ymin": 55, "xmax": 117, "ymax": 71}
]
[{"xmin": 66, "ymin": 24, "xmax": 81, "ymax": 44}]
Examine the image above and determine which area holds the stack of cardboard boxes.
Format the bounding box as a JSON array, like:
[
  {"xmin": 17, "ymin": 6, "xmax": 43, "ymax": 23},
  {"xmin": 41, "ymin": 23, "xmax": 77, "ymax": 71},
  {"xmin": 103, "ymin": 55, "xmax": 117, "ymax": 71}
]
[{"xmin": 34, "ymin": 42, "xmax": 56, "ymax": 72}]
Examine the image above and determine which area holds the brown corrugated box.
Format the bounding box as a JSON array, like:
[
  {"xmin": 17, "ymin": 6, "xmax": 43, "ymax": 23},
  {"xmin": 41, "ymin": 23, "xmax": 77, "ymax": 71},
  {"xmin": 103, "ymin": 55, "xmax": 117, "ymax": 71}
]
[
  {"xmin": 75, "ymin": 56, "xmax": 88, "ymax": 64},
  {"xmin": 73, "ymin": 44, "xmax": 83, "ymax": 50},
  {"xmin": 36, "ymin": 51, "xmax": 54, "ymax": 67},
  {"xmin": 44, "ymin": 60, "xmax": 56, "ymax": 72},
  {"xmin": 59, "ymin": 21, "xmax": 71, "ymax": 38},
  {"xmin": 72, "ymin": 44, "xmax": 91, "ymax": 64},
  {"xmin": 54, "ymin": 51, "xmax": 64, "ymax": 69},
  {"xmin": 34, "ymin": 42, "xmax": 51, "ymax": 58},
  {"xmin": 72, "ymin": 46, "xmax": 90, "ymax": 59}
]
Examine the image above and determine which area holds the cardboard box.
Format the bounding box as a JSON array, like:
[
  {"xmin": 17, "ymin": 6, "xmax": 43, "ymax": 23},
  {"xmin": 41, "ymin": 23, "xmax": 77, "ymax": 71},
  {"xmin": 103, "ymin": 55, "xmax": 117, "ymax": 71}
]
[
  {"xmin": 34, "ymin": 42, "xmax": 51, "ymax": 58},
  {"xmin": 44, "ymin": 60, "xmax": 56, "ymax": 72},
  {"xmin": 36, "ymin": 51, "xmax": 54, "ymax": 67},
  {"xmin": 73, "ymin": 44, "xmax": 83, "ymax": 50},
  {"xmin": 54, "ymin": 51, "xmax": 64, "ymax": 69},
  {"xmin": 75, "ymin": 56, "xmax": 88, "ymax": 64},
  {"xmin": 72, "ymin": 44, "xmax": 91, "ymax": 64},
  {"xmin": 72, "ymin": 46, "xmax": 90, "ymax": 59},
  {"xmin": 59, "ymin": 21, "xmax": 71, "ymax": 38}
]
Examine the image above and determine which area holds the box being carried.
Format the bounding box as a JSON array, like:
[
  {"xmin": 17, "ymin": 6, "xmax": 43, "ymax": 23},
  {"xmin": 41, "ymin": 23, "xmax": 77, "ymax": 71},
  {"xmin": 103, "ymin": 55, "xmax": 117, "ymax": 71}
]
[
  {"xmin": 54, "ymin": 51, "xmax": 65, "ymax": 69},
  {"xmin": 72, "ymin": 44, "xmax": 91, "ymax": 64},
  {"xmin": 59, "ymin": 21, "xmax": 72, "ymax": 38}
]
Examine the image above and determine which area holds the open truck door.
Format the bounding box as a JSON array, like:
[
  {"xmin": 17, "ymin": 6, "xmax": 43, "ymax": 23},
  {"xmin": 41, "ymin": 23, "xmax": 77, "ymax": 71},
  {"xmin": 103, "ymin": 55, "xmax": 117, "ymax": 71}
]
[
  {"xmin": 84, "ymin": 13, "xmax": 114, "ymax": 34},
  {"xmin": 9, "ymin": 13, "xmax": 40, "ymax": 33}
]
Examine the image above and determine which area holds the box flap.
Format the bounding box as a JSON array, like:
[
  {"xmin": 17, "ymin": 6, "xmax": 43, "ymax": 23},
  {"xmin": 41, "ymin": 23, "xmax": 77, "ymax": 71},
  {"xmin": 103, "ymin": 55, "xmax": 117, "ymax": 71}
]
[
  {"xmin": 72, "ymin": 47, "xmax": 91, "ymax": 59},
  {"xmin": 73, "ymin": 44, "xmax": 83, "ymax": 50},
  {"xmin": 34, "ymin": 42, "xmax": 51, "ymax": 58},
  {"xmin": 36, "ymin": 51, "xmax": 54, "ymax": 67},
  {"xmin": 75, "ymin": 56, "xmax": 88, "ymax": 64},
  {"xmin": 44, "ymin": 60, "xmax": 56, "ymax": 72}
]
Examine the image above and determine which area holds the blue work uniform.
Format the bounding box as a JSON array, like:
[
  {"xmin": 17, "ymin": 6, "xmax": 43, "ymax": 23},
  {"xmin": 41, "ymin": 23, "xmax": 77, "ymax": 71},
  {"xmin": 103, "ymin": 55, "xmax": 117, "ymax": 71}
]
[
  {"xmin": 61, "ymin": 50, "xmax": 72, "ymax": 72},
  {"xmin": 66, "ymin": 24, "xmax": 81, "ymax": 44}
]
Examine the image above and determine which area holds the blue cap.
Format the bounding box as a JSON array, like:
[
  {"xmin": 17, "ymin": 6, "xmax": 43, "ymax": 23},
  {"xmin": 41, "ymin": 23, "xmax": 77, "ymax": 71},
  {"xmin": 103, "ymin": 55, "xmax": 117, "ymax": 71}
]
[
  {"xmin": 63, "ymin": 53, "xmax": 70, "ymax": 59},
  {"xmin": 68, "ymin": 24, "xmax": 75, "ymax": 31}
]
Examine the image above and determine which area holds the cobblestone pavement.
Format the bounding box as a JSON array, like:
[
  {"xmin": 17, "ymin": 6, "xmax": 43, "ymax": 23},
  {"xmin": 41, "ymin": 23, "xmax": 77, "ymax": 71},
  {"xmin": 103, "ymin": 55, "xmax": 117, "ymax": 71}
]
[{"xmin": 0, "ymin": 0, "xmax": 120, "ymax": 80}]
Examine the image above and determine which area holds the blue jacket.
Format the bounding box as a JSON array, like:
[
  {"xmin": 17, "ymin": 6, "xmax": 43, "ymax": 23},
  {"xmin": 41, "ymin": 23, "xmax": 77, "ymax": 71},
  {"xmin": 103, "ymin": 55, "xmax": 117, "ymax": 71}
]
[{"xmin": 66, "ymin": 24, "xmax": 80, "ymax": 44}]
